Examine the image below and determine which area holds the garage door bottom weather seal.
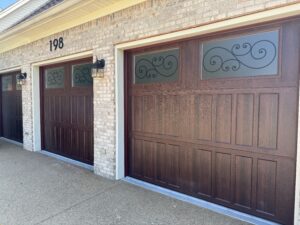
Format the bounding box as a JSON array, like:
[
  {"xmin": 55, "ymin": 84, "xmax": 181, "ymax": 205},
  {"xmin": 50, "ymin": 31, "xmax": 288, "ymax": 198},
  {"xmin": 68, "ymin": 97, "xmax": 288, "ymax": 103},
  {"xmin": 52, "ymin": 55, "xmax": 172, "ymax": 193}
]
[
  {"xmin": 123, "ymin": 177, "xmax": 279, "ymax": 225},
  {"xmin": 39, "ymin": 150, "xmax": 94, "ymax": 171},
  {"xmin": 0, "ymin": 137, "xmax": 23, "ymax": 146}
]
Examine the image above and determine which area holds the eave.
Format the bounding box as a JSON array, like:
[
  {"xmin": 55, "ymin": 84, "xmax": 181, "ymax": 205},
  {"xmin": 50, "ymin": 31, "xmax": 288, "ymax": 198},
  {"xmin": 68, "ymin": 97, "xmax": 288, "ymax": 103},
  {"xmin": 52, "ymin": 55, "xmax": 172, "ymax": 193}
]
[{"xmin": 0, "ymin": 0, "xmax": 146, "ymax": 54}]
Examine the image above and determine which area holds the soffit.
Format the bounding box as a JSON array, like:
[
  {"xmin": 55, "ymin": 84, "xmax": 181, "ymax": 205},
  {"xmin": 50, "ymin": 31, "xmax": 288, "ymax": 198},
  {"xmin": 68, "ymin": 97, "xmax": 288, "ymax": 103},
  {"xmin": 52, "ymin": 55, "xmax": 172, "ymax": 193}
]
[{"xmin": 0, "ymin": 0, "xmax": 146, "ymax": 53}]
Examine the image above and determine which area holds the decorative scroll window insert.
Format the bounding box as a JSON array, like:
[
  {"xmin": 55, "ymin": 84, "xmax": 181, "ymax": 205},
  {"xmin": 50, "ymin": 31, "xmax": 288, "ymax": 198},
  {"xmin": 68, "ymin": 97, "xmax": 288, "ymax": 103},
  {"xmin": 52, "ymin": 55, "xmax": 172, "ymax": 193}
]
[
  {"xmin": 2, "ymin": 76, "xmax": 13, "ymax": 91},
  {"xmin": 72, "ymin": 63, "xmax": 93, "ymax": 87},
  {"xmin": 45, "ymin": 67, "xmax": 65, "ymax": 89},
  {"xmin": 134, "ymin": 48, "xmax": 179, "ymax": 84},
  {"xmin": 202, "ymin": 30, "xmax": 279, "ymax": 79}
]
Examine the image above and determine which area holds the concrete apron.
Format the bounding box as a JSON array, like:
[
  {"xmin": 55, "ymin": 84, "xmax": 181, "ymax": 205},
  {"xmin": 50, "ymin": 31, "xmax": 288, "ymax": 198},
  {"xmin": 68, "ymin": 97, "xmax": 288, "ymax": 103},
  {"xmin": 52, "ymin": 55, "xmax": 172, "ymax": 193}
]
[{"xmin": 0, "ymin": 140, "xmax": 252, "ymax": 225}]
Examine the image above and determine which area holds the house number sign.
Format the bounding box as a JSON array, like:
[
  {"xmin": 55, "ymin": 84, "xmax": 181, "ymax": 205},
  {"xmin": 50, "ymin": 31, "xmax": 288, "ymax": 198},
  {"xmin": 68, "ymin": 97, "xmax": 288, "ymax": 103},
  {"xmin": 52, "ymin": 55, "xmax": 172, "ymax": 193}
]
[{"xmin": 49, "ymin": 37, "xmax": 64, "ymax": 51}]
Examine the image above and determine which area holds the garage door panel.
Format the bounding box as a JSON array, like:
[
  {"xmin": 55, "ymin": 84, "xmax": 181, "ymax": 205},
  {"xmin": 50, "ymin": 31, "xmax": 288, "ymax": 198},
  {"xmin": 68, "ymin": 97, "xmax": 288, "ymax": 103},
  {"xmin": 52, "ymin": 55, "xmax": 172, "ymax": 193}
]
[
  {"xmin": 179, "ymin": 95, "xmax": 195, "ymax": 139},
  {"xmin": 277, "ymin": 88, "xmax": 298, "ymax": 157},
  {"xmin": 215, "ymin": 95, "xmax": 232, "ymax": 144},
  {"xmin": 256, "ymin": 159, "xmax": 277, "ymax": 215},
  {"xmin": 165, "ymin": 144, "xmax": 180, "ymax": 188},
  {"xmin": 215, "ymin": 152, "xmax": 232, "ymax": 203},
  {"xmin": 127, "ymin": 21, "xmax": 298, "ymax": 224},
  {"xmin": 131, "ymin": 138, "xmax": 143, "ymax": 177},
  {"xmin": 163, "ymin": 96, "xmax": 180, "ymax": 137},
  {"xmin": 42, "ymin": 58, "xmax": 93, "ymax": 165},
  {"xmin": 258, "ymin": 94, "xmax": 279, "ymax": 149},
  {"xmin": 194, "ymin": 95, "xmax": 213, "ymax": 141},
  {"xmin": 236, "ymin": 94, "xmax": 254, "ymax": 146},
  {"xmin": 156, "ymin": 142, "xmax": 167, "ymax": 184},
  {"xmin": 142, "ymin": 140, "xmax": 156, "ymax": 180},
  {"xmin": 1, "ymin": 73, "xmax": 23, "ymax": 143},
  {"xmin": 193, "ymin": 149, "xmax": 212, "ymax": 197},
  {"xmin": 132, "ymin": 96, "xmax": 143, "ymax": 132},
  {"xmin": 142, "ymin": 96, "xmax": 156, "ymax": 134},
  {"xmin": 234, "ymin": 156, "xmax": 253, "ymax": 208}
]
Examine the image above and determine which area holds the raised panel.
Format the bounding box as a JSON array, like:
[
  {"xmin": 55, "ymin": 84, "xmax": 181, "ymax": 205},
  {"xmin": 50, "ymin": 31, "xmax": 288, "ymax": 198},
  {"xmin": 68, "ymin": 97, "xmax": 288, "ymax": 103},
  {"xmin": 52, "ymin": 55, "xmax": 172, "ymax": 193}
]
[
  {"xmin": 163, "ymin": 95, "xmax": 180, "ymax": 136},
  {"xmin": 142, "ymin": 96, "xmax": 156, "ymax": 133},
  {"xmin": 156, "ymin": 143, "xmax": 166, "ymax": 184},
  {"xmin": 215, "ymin": 152, "xmax": 231, "ymax": 202},
  {"xmin": 195, "ymin": 95, "xmax": 213, "ymax": 141},
  {"xmin": 132, "ymin": 96, "xmax": 143, "ymax": 132},
  {"xmin": 143, "ymin": 140, "xmax": 156, "ymax": 180},
  {"xmin": 236, "ymin": 94, "xmax": 254, "ymax": 146},
  {"xmin": 180, "ymin": 95, "xmax": 195, "ymax": 138},
  {"xmin": 235, "ymin": 156, "xmax": 252, "ymax": 208},
  {"xmin": 193, "ymin": 149, "xmax": 212, "ymax": 197},
  {"xmin": 215, "ymin": 94, "xmax": 232, "ymax": 143},
  {"xmin": 258, "ymin": 94, "xmax": 278, "ymax": 149},
  {"xmin": 256, "ymin": 159, "xmax": 277, "ymax": 215},
  {"xmin": 165, "ymin": 144, "xmax": 180, "ymax": 188},
  {"xmin": 132, "ymin": 139, "xmax": 143, "ymax": 177}
]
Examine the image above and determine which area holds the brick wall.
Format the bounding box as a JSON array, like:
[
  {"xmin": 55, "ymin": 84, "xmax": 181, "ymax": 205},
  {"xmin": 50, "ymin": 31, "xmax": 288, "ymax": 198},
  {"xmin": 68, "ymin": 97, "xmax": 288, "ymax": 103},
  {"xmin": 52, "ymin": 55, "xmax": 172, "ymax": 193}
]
[{"xmin": 0, "ymin": 0, "xmax": 298, "ymax": 179}]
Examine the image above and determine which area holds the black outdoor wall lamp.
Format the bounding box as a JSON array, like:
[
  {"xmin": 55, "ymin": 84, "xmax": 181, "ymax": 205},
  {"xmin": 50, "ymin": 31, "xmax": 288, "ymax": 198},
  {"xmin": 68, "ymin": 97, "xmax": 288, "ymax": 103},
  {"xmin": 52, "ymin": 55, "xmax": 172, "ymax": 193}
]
[
  {"xmin": 91, "ymin": 58, "xmax": 105, "ymax": 78},
  {"xmin": 16, "ymin": 72, "xmax": 27, "ymax": 85}
]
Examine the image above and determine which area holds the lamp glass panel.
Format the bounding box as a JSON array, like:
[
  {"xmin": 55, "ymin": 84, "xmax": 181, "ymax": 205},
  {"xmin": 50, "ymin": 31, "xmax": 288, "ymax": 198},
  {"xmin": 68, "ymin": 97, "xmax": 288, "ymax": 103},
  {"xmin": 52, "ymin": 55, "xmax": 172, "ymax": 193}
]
[{"xmin": 16, "ymin": 75, "xmax": 22, "ymax": 90}]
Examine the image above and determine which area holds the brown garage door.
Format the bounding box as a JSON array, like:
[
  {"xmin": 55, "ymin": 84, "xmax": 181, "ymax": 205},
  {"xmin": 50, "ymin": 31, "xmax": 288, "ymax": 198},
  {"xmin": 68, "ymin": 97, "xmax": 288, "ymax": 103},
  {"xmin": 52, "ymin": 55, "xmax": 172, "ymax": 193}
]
[
  {"xmin": 126, "ymin": 19, "xmax": 299, "ymax": 224},
  {"xmin": 1, "ymin": 72, "xmax": 23, "ymax": 143},
  {"xmin": 41, "ymin": 58, "xmax": 94, "ymax": 165}
]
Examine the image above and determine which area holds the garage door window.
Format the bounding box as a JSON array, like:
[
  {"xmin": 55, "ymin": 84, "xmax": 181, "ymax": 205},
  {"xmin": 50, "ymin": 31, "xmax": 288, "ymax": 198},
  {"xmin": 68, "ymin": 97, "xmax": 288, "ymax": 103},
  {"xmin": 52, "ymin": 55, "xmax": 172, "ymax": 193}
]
[
  {"xmin": 2, "ymin": 76, "xmax": 12, "ymax": 91},
  {"xmin": 202, "ymin": 30, "xmax": 279, "ymax": 79},
  {"xmin": 134, "ymin": 48, "xmax": 179, "ymax": 84},
  {"xmin": 45, "ymin": 67, "xmax": 65, "ymax": 89},
  {"xmin": 72, "ymin": 63, "xmax": 93, "ymax": 87}
]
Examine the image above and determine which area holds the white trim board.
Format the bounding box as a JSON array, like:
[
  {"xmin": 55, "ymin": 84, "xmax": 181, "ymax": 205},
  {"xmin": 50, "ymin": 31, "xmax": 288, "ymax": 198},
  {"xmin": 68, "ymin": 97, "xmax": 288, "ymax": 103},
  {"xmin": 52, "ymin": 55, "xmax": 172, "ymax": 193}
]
[
  {"xmin": 124, "ymin": 177, "xmax": 279, "ymax": 225},
  {"xmin": 0, "ymin": 66, "xmax": 21, "ymax": 74}
]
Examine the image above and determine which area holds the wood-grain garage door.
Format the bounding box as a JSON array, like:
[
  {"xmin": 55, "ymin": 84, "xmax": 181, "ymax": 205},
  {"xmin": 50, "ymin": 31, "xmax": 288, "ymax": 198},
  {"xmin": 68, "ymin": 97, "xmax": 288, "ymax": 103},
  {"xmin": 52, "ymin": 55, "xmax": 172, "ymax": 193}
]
[
  {"xmin": 126, "ymin": 19, "xmax": 300, "ymax": 224},
  {"xmin": 1, "ymin": 72, "xmax": 23, "ymax": 143},
  {"xmin": 41, "ymin": 58, "xmax": 94, "ymax": 165}
]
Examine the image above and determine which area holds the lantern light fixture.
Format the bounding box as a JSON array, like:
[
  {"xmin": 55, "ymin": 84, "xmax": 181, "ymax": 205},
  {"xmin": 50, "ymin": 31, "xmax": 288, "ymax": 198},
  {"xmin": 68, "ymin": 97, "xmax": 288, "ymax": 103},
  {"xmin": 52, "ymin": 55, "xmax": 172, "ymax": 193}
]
[
  {"xmin": 91, "ymin": 58, "xmax": 105, "ymax": 78},
  {"xmin": 16, "ymin": 72, "xmax": 27, "ymax": 85}
]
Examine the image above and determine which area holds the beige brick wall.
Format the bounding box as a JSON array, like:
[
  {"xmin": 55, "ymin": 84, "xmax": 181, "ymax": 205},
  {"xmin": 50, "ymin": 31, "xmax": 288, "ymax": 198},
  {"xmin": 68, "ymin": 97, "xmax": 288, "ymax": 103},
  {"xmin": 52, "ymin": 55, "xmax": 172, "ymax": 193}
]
[{"xmin": 0, "ymin": 0, "xmax": 298, "ymax": 180}]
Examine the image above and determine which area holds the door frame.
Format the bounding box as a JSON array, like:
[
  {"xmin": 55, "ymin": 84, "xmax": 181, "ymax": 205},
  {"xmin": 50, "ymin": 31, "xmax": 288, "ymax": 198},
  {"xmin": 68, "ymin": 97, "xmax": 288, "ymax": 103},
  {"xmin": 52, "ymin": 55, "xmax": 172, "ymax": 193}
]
[{"xmin": 114, "ymin": 6, "xmax": 300, "ymax": 224}]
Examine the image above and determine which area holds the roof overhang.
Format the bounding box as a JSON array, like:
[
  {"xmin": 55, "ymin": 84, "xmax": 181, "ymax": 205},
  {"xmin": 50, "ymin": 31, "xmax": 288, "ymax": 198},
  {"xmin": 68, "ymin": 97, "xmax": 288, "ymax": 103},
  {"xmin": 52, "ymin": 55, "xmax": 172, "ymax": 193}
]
[{"xmin": 0, "ymin": 0, "xmax": 146, "ymax": 53}]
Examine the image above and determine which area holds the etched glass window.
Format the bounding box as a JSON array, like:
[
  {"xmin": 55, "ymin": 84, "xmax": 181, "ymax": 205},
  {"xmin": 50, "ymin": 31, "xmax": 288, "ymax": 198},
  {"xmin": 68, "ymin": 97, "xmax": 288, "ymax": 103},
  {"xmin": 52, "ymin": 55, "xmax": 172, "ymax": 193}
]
[
  {"xmin": 45, "ymin": 67, "xmax": 64, "ymax": 89},
  {"xmin": 72, "ymin": 63, "xmax": 93, "ymax": 87},
  {"xmin": 202, "ymin": 30, "xmax": 279, "ymax": 79},
  {"xmin": 134, "ymin": 48, "xmax": 179, "ymax": 84},
  {"xmin": 2, "ymin": 76, "xmax": 13, "ymax": 91}
]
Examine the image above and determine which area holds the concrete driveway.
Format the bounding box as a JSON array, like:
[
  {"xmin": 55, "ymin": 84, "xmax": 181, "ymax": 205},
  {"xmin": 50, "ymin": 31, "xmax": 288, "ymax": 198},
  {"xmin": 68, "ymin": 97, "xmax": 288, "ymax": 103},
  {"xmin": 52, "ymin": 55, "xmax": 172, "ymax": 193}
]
[{"xmin": 0, "ymin": 140, "xmax": 250, "ymax": 225}]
